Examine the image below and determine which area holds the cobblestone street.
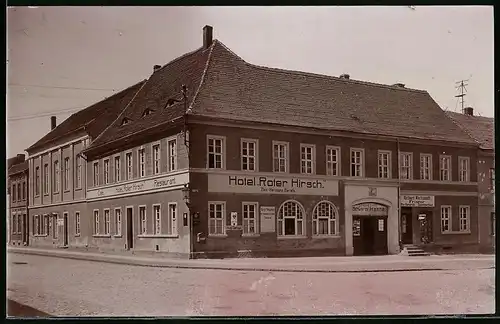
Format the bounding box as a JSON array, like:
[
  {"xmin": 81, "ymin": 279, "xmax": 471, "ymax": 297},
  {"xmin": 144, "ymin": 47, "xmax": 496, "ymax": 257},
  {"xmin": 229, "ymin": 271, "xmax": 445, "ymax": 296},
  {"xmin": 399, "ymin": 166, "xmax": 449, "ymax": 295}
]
[{"xmin": 7, "ymin": 254, "xmax": 494, "ymax": 316}]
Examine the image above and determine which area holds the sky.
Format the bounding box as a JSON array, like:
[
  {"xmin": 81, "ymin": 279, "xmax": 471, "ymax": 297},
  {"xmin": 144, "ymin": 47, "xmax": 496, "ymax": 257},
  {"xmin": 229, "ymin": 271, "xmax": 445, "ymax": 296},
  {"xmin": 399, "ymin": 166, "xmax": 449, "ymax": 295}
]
[{"xmin": 6, "ymin": 6, "xmax": 494, "ymax": 158}]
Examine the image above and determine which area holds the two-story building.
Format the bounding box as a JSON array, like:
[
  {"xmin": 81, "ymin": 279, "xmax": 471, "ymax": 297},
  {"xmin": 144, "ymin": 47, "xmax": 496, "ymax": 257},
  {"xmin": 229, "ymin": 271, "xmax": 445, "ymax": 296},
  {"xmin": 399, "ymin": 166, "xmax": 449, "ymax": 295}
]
[
  {"xmin": 25, "ymin": 81, "xmax": 145, "ymax": 249},
  {"xmin": 80, "ymin": 26, "xmax": 480, "ymax": 258},
  {"xmin": 446, "ymin": 108, "xmax": 495, "ymax": 253},
  {"xmin": 8, "ymin": 155, "xmax": 29, "ymax": 246}
]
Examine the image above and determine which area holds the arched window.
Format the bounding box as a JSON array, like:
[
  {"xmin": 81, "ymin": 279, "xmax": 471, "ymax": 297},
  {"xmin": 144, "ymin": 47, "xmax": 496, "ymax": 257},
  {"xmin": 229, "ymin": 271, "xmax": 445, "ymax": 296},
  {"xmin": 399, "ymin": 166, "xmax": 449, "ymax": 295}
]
[
  {"xmin": 278, "ymin": 200, "xmax": 305, "ymax": 236},
  {"xmin": 312, "ymin": 201, "xmax": 338, "ymax": 236}
]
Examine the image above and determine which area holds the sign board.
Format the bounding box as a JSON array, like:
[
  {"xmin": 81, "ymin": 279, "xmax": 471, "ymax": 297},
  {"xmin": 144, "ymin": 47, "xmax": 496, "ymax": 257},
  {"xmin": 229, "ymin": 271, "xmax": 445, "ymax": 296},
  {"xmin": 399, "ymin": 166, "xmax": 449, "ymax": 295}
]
[
  {"xmin": 351, "ymin": 203, "xmax": 388, "ymax": 216},
  {"xmin": 378, "ymin": 219, "xmax": 384, "ymax": 231},
  {"xmin": 418, "ymin": 214, "xmax": 426, "ymax": 220},
  {"xmin": 208, "ymin": 174, "xmax": 339, "ymax": 196},
  {"xmin": 87, "ymin": 172, "xmax": 189, "ymax": 199},
  {"xmin": 260, "ymin": 206, "xmax": 276, "ymax": 233},
  {"xmin": 400, "ymin": 195, "xmax": 435, "ymax": 208},
  {"xmin": 230, "ymin": 212, "xmax": 238, "ymax": 227}
]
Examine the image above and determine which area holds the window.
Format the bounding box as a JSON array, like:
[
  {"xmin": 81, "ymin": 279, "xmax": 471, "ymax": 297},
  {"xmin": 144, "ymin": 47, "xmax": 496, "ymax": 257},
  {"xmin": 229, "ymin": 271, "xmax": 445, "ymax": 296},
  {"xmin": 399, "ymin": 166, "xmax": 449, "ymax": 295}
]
[
  {"xmin": 491, "ymin": 212, "xmax": 495, "ymax": 236},
  {"xmin": 208, "ymin": 202, "xmax": 225, "ymax": 235},
  {"xmin": 400, "ymin": 152, "xmax": 412, "ymax": 180},
  {"xmin": 139, "ymin": 206, "xmax": 147, "ymax": 234},
  {"xmin": 241, "ymin": 139, "xmax": 257, "ymax": 171},
  {"xmin": 142, "ymin": 108, "xmax": 153, "ymax": 117},
  {"xmin": 114, "ymin": 156, "xmax": 121, "ymax": 182},
  {"xmin": 53, "ymin": 160, "xmax": 60, "ymax": 193},
  {"xmin": 17, "ymin": 214, "xmax": 22, "ymax": 234},
  {"xmin": 300, "ymin": 144, "xmax": 315, "ymax": 174},
  {"xmin": 278, "ymin": 200, "xmax": 305, "ymax": 237},
  {"xmin": 93, "ymin": 210, "xmax": 99, "ymax": 235},
  {"xmin": 64, "ymin": 157, "xmax": 70, "ymax": 190},
  {"xmin": 35, "ymin": 166, "xmax": 40, "ymax": 196},
  {"xmin": 12, "ymin": 184, "xmax": 16, "ymax": 202},
  {"xmin": 104, "ymin": 209, "xmax": 110, "ymax": 235},
  {"xmin": 17, "ymin": 184, "xmax": 21, "ymax": 202},
  {"xmin": 93, "ymin": 162, "xmax": 99, "ymax": 186},
  {"xmin": 138, "ymin": 149, "xmax": 145, "ymax": 177},
  {"xmin": 312, "ymin": 201, "xmax": 338, "ymax": 236},
  {"xmin": 44, "ymin": 215, "xmax": 49, "ymax": 235},
  {"xmin": 103, "ymin": 159, "xmax": 110, "ymax": 184},
  {"xmin": 43, "ymin": 163, "xmax": 49, "ymax": 194},
  {"xmin": 326, "ymin": 146, "xmax": 340, "ymax": 176},
  {"xmin": 167, "ymin": 203, "xmax": 177, "ymax": 235},
  {"xmin": 168, "ymin": 139, "xmax": 177, "ymax": 172},
  {"xmin": 153, "ymin": 205, "xmax": 161, "ymax": 235},
  {"xmin": 152, "ymin": 144, "xmax": 160, "ymax": 174},
  {"xmin": 378, "ymin": 151, "xmax": 391, "ymax": 179},
  {"xmin": 115, "ymin": 208, "xmax": 122, "ymax": 236},
  {"xmin": 273, "ymin": 141, "xmax": 289, "ymax": 173},
  {"xmin": 440, "ymin": 155, "xmax": 451, "ymax": 181},
  {"xmin": 420, "ymin": 154, "xmax": 432, "ymax": 180},
  {"xmin": 12, "ymin": 214, "xmax": 17, "ymax": 234},
  {"xmin": 121, "ymin": 118, "xmax": 129, "ymax": 126},
  {"xmin": 350, "ymin": 148, "xmax": 364, "ymax": 177},
  {"xmin": 76, "ymin": 156, "xmax": 82, "ymax": 189},
  {"xmin": 52, "ymin": 214, "xmax": 58, "ymax": 238},
  {"xmin": 458, "ymin": 157, "xmax": 470, "ymax": 182},
  {"xmin": 207, "ymin": 136, "xmax": 223, "ymax": 169},
  {"xmin": 22, "ymin": 182, "xmax": 26, "ymax": 200},
  {"xmin": 440, "ymin": 206, "xmax": 451, "ymax": 233},
  {"xmin": 242, "ymin": 202, "xmax": 258, "ymax": 235},
  {"xmin": 75, "ymin": 212, "xmax": 81, "ymax": 236},
  {"xmin": 126, "ymin": 152, "xmax": 133, "ymax": 180},
  {"xmin": 34, "ymin": 215, "xmax": 39, "ymax": 235},
  {"xmin": 459, "ymin": 206, "xmax": 470, "ymax": 232},
  {"xmin": 490, "ymin": 168, "xmax": 495, "ymax": 192}
]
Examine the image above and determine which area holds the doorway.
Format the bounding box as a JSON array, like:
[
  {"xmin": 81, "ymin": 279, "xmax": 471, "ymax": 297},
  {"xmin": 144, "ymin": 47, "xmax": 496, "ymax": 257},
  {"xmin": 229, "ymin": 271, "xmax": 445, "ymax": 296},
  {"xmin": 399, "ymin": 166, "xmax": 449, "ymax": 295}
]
[
  {"xmin": 63, "ymin": 213, "xmax": 69, "ymax": 247},
  {"xmin": 22, "ymin": 214, "xmax": 29, "ymax": 246},
  {"xmin": 401, "ymin": 207, "xmax": 413, "ymax": 244},
  {"xmin": 126, "ymin": 207, "xmax": 134, "ymax": 250},
  {"xmin": 418, "ymin": 212, "xmax": 433, "ymax": 244},
  {"xmin": 353, "ymin": 216, "xmax": 388, "ymax": 256}
]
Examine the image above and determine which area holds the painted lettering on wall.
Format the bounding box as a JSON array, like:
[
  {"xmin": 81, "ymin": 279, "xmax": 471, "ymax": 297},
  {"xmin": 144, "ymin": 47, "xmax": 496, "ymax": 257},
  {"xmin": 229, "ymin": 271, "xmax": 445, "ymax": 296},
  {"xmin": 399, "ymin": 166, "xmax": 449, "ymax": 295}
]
[
  {"xmin": 400, "ymin": 195, "xmax": 435, "ymax": 208},
  {"xmin": 351, "ymin": 203, "xmax": 388, "ymax": 216}
]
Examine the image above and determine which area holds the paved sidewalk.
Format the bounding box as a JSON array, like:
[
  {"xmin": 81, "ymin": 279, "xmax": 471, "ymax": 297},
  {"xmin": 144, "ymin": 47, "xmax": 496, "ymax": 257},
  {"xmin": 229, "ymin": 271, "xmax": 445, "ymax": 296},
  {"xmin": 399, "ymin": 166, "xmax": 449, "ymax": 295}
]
[{"xmin": 7, "ymin": 246, "xmax": 495, "ymax": 273}]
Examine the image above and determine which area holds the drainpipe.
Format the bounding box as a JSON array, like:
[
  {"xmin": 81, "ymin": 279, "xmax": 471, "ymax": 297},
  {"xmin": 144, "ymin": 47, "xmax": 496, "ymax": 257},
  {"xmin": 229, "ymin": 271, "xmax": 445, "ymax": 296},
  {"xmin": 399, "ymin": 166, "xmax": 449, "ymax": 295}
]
[{"xmin": 397, "ymin": 138, "xmax": 402, "ymax": 251}]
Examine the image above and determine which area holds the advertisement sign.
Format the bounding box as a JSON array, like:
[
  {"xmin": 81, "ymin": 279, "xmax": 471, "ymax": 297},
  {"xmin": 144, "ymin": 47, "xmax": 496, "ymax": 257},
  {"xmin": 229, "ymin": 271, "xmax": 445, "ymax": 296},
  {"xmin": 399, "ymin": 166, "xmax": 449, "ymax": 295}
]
[
  {"xmin": 260, "ymin": 206, "xmax": 276, "ymax": 233},
  {"xmin": 400, "ymin": 195, "xmax": 435, "ymax": 208},
  {"xmin": 351, "ymin": 203, "xmax": 388, "ymax": 216},
  {"xmin": 230, "ymin": 212, "xmax": 238, "ymax": 227}
]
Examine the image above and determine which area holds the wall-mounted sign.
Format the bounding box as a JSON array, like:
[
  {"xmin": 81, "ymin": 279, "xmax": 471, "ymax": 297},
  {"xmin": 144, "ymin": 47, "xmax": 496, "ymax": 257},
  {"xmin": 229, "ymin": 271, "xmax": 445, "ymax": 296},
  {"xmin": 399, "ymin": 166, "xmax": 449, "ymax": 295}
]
[
  {"xmin": 351, "ymin": 203, "xmax": 388, "ymax": 216},
  {"xmin": 230, "ymin": 212, "xmax": 238, "ymax": 227},
  {"xmin": 369, "ymin": 187, "xmax": 377, "ymax": 197},
  {"xmin": 400, "ymin": 195, "xmax": 435, "ymax": 208},
  {"xmin": 208, "ymin": 174, "xmax": 339, "ymax": 196},
  {"xmin": 260, "ymin": 206, "xmax": 276, "ymax": 233},
  {"xmin": 87, "ymin": 172, "xmax": 189, "ymax": 200}
]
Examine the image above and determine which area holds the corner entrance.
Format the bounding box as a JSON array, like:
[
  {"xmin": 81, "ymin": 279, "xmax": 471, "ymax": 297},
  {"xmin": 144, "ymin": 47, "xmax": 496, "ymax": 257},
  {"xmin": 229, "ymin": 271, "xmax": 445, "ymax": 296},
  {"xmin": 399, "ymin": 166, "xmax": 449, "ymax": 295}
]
[{"xmin": 351, "ymin": 202, "xmax": 389, "ymax": 256}]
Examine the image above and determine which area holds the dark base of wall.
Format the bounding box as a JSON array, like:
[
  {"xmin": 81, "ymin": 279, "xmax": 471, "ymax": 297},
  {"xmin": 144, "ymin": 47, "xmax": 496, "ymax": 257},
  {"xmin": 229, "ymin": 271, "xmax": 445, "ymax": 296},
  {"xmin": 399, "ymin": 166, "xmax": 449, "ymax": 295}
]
[
  {"xmin": 191, "ymin": 248, "xmax": 346, "ymax": 260},
  {"xmin": 420, "ymin": 243, "xmax": 483, "ymax": 255}
]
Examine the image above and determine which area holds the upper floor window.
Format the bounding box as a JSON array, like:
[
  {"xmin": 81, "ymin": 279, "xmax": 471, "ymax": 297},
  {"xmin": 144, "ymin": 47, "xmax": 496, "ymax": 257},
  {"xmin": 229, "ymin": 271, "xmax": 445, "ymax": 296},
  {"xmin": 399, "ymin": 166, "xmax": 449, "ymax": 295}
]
[
  {"xmin": 53, "ymin": 160, "xmax": 60, "ymax": 193},
  {"xmin": 273, "ymin": 141, "xmax": 289, "ymax": 173},
  {"xmin": 350, "ymin": 148, "xmax": 364, "ymax": 177},
  {"xmin": 400, "ymin": 152, "xmax": 412, "ymax": 180},
  {"xmin": 76, "ymin": 156, "xmax": 82, "ymax": 189},
  {"xmin": 207, "ymin": 136, "xmax": 224, "ymax": 169},
  {"xmin": 93, "ymin": 162, "xmax": 99, "ymax": 186},
  {"xmin": 17, "ymin": 184, "xmax": 21, "ymax": 201},
  {"xmin": 241, "ymin": 139, "xmax": 258, "ymax": 172},
  {"xmin": 12, "ymin": 184, "xmax": 17, "ymax": 202},
  {"xmin": 35, "ymin": 166, "xmax": 40, "ymax": 196},
  {"xmin": 458, "ymin": 157, "xmax": 470, "ymax": 182},
  {"xmin": 440, "ymin": 155, "xmax": 451, "ymax": 181},
  {"xmin": 300, "ymin": 144, "xmax": 315, "ymax": 174},
  {"xmin": 168, "ymin": 139, "xmax": 177, "ymax": 172},
  {"xmin": 64, "ymin": 157, "xmax": 70, "ymax": 191},
  {"xmin": 114, "ymin": 156, "xmax": 121, "ymax": 182},
  {"xmin": 103, "ymin": 159, "xmax": 110, "ymax": 184},
  {"xmin": 440, "ymin": 206, "xmax": 451, "ymax": 233},
  {"xmin": 152, "ymin": 144, "xmax": 160, "ymax": 174},
  {"xmin": 326, "ymin": 146, "xmax": 340, "ymax": 176},
  {"xmin": 420, "ymin": 154, "xmax": 432, "ymax": 180},
  {"xmin": 378, "ymin": 150, "xmax": 391, "ymax": 179},
  {"xmin": 43, "ymin": 163, "xmax": 49, "ymax": 195},
  {"xmin": 22, "ymin": 182, "xmax": 26, "ymax": 200},
  {"xmin": 126, "ymin": 152, "xmax": 133, "ymax": 180},
  {"xmin": 138, "ymin": 149, "xmax": 145, "ymax": 178}
]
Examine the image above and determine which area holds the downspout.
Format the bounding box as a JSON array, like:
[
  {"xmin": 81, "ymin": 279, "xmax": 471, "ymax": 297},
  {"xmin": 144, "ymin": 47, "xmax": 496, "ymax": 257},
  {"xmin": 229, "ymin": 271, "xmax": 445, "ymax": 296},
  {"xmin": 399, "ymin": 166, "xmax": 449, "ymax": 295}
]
[
  {"xmin": 397, "ymin": 138, "xmax": 402, "ymax": 251},
  {"xmin": 181, "ymin": 85, "xmax": 193, "ymax": 258}
]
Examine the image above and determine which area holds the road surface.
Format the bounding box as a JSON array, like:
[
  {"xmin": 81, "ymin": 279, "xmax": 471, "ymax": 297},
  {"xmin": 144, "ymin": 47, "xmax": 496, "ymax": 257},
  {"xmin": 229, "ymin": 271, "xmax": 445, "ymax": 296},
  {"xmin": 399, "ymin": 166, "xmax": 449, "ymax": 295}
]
[{"xmin": 7, "ymin": 253, "xmax": 495, "ymax": 316}]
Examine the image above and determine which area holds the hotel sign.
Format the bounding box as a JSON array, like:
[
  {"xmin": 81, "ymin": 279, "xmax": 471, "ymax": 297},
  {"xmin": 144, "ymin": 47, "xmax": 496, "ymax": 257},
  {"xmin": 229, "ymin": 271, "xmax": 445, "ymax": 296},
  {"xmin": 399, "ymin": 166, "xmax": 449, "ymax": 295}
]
[
  {"xmin": 351, "ymin": 203, "xmax": 388, "ymax": 216},
  {"xmin": 400, "ymin": 195, "xmax": 435, "ymax": 208},
  {"xmin": 260, "ymin": 206, "xmax": 276, "ymax": 233},
  {"xmin": 207, "ymin": 174, "xmax": 339, "ymax": 196},
  {"xmin": 87, "ymin": 172, "xmax": 189, "ymax": 200}
]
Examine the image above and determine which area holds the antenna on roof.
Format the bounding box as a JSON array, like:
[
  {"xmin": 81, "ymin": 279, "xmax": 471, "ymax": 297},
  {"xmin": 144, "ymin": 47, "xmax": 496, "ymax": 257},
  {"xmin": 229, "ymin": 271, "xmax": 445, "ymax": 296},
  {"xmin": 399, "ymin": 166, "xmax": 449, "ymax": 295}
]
[{"xmin": 454, "ymin": 79, "xmax": 469, "ymax": 114}]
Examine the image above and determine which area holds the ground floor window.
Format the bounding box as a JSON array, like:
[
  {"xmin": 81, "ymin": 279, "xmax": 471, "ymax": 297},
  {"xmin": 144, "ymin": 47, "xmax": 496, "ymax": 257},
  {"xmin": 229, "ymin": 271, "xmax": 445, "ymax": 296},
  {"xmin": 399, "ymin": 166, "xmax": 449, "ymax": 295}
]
[
  {"xmin": 104, "ymin": 209, "xmax": 111, "ymax": 235},
  {"xmin": 492, "ymin": 212, "xmax": 496, "ymax": 236},
  {"xmin": 167, "ymin": 203, "xmax": 177, "ymax": 235},
  {"xmin": 34, "ymin": 215, "xmax": 41, "ymax": 235},
  {"xmin": 139, "ymin": 206, "xmax": 147, "ymax": 235},
  {"xmin": 459, "ymin": 206, "xmax": 470, "ymax": 232},
  {"xmin": 17, "ymin": 215, "xmax": 22, "ymax": 234},
  {"xmin": 312, "ymin": 201, "xmax": 338, "ymax": 236},
  {"xmin": 12, "ymin": 215, "xmax": 17, "ymax": 234},
  {"xmin": 242, "ymin": 202, "xmax": 258, "ymax": 235},
  {"xmin": 52, "ymin": 214, "xmax": 58, "ymax": 238},
  {"xmin": 114, "ymin": 209, "xmax": 121, "ymax": 236},
  {"xmin": 440, "ymin": 206, "xmax": 451, "ymax": 233},
  {"xmin": 153, "ymin": 204, "xmax": 161, "ymax": 235},
  {"xmin": 278, "ymin": 200, "xmax": 305, "ymax": 236},
  {"xmin": 93, "ymin": 210, "xmax": 99, "ymax": 235},
  {"xmin": 44, "ymin": 215, "xmax": 49, "ymax": 236},
  {"xmin": 75, "ymin": 212, "xmax": 81, "ymax": 236},
  {"xmin": 208, "ymin": 202, "xmax": 225, "ymax": 235}
]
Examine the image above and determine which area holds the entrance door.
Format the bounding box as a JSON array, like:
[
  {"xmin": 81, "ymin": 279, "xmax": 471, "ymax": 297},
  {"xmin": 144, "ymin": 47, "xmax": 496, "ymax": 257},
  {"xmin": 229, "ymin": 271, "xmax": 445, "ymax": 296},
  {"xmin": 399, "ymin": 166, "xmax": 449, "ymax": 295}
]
[
  {"xmin": 353, "ymin": 216, "xmax": 389, "ymax": 256},
  {"xmin": 126, "ymin": 207, "xmax": 133, "ymax": 250},
  {"xmin": 22, "ymin": 214, "xmax": 29, "ymax": 246},
  {"xmin": 418, "ymin": 212, "xmax": 433, "ymax": 244},
  {"xmin": 63, "ymin": 214, "xmax": 69, "ymax": 246},
  {"xmin": 401, "ymin": 208, "xmax": 413, "ymax": 244}
]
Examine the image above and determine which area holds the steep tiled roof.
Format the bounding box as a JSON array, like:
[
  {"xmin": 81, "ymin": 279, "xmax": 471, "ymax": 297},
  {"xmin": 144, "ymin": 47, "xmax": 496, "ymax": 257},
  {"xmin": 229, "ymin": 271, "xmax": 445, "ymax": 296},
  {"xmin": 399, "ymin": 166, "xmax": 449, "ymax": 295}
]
[
  {"xmin": 445, "ymin": 111, "xmax": 494, "ymax": 150},
  {"xmin": 8, "ymin": 161, "xmax": 28, "ymax": 176},
  {"xmin": 86, "ymin": 39, "xmax": 477, "ymax": 151},
  {"xmin": 26, "ymin": 80, "xmax": 146, "ymax": 153}
]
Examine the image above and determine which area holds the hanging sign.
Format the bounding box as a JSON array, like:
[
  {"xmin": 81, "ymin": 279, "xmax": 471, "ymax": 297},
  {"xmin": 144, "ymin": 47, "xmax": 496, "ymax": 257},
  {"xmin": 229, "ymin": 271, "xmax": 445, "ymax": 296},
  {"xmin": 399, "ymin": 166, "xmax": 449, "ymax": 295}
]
[{"xmin": 230, "ymin": 212, "xmax": 238, "ymax": 227}]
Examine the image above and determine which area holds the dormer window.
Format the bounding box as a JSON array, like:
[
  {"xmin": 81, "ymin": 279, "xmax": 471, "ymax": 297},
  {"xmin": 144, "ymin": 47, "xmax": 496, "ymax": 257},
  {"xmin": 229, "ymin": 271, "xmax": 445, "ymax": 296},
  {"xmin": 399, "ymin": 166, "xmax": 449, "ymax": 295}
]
[
  {"xmin": 142, "ymin": 108, "xmax": 154, "ymax": 117},
  {"xmin": 165, "ymin": 98, "xmax": 181, "ymax": 108},
  {"xmin": 121, "ymin": 118, "xmax": 130, "ymax": 126}
]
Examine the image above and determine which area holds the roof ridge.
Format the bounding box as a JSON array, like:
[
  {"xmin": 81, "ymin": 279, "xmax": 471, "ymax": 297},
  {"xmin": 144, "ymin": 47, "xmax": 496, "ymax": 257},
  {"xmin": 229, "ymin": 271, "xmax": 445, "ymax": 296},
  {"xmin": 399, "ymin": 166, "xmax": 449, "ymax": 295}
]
[
  {"xmin": 444, "ymin": 111, "xmax": 481, "ymax": 146},
  {"xmin": 154, "ymin": 45, "xmax": 204, "ymax": 75},
  {"xmin": 187, "ymin": 40, "xmax": 217, "ymax": 114}
]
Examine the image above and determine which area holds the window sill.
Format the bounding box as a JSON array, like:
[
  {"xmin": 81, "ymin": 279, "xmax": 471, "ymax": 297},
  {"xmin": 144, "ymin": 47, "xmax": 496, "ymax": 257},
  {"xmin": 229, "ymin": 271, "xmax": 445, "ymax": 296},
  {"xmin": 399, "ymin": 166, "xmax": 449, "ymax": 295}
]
[
  {"xmin": 92, "ymin": 234, "xmax": 111, "ymax": 238},
  {"xmin": 241, "ymin": 234, "xmax": 260, "ymax": 238},
  {"xmin": 442, "ymin": 231, "xmax": 471, "ymax": 235},
  {"xmin": 138, "ymin": 234, "xmax": 179, "ymax": 238},
  {"xmin": 34, "ymin": 235, "xmax": 48, "ymax": 237},
  {"xmin": 75, "ymin": 187, "xmax": 82, "ymax": 191},
  {"xmin": 312, "ymin": 235, "xmax": 341, "ymax": 239},
  {"xmin": 208, "ymin": 234, "xmax": 228, "ymax": 238},
  {"xmin": 75, "ymin": 234, "xmax": 81, "ymax": 237},
  {"xmin": 113, "ymin": 235, "xmax": 123, "ymax": 238},
  {"xmin": 64, "ymin": 190, "xmax": 71, "ymax": 193},
  {"xmin": 278, "ymin": 235, "xmax": 307, "ymax": 240}
]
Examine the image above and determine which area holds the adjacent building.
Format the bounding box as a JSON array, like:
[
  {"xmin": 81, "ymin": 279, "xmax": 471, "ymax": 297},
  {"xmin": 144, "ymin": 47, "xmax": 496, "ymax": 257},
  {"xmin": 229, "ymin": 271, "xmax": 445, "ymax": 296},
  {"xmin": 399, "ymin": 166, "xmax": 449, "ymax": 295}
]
[
  {"xmin": 446, "ymin": 108, "xmax": 495, "ymax": 253},
  {"xmin": 8, "ymin": 155, "xmax": 29, "ymax": 246}
]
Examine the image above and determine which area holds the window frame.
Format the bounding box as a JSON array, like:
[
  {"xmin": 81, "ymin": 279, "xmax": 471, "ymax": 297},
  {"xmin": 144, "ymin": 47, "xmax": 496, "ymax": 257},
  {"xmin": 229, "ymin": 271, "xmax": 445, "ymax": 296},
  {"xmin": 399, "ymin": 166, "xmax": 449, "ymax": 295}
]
[
  {"xmin": 125, "ymin": 151, "xmax": 133, "ymax": 180},
  {"xmin": 93, "ymin": 209, "xmax": 99, "ymax": 235},
  {"xmin": 114, "ymin": 208, "xmax": 122, "ymax": 237},
  {"xmin": 458, "ymin": 156, "xmax": 470, "ymax": 182},
  {"xmin": 272, "ymin": 140, "xmax": 290, "ymax": 173},
  {"xmin": 206, "ymin": 135, "xmax": 226, "ymax": 170},
  {"xmin": 277, "ymin": 200, "xmax": 306, "ymax": 238},
  {"xmin": 312, "ymin": 201, "xmax": 339, "ymax": 237},
  {"xmin": 377, "ymin": 150, "xmax": 392, "ymax": 179},
  {"xmin": 22, "ymin": 181, "xmax": 26, "ymax": 200},
  {"xmin": 459, "ymin": 205, "xmax": 470, "ymax": 233},
  {"xmin": 12, "ymin": 184, "xmax": 17, "ymax": 202},
  {"xmin": 93, "ymin": 161, "xmax": 99, "ymax": 187},
  {"xmin": 420, "ymin": 153, "xmax": 433, "ymax": 180},
  {"xmin": 53, "ymin": 160, "xmax": 60, "ymax": 193},
  {"xmin": 76, "ymin": 155, "xmax": 82, "ymax": 189},
  {"xmin": 242, "ymin": 202, "xmax": 259, "ymax": 236},
  {"xmin": 167, "ymin": 203, "xmax": 178, "ymax": 236},
  {"xmin": 75, "ymin": 211, "xmax": 81, "ymax": 236},
  {"xmin": 326, "ymin": 145, "xmax": 341, "ymax": 176},
  {"xmin": 241, "ymin": 138, "xmax": 259, "ymax": 172},
  {"xmin": 399, "ymin": 152, "xmax": 413, "ymax": 180},
  {"xmin": 300, "ymin": 143, "xmax": 316, "ymax": 175},
  {"xmin": 350, "ymin": 148, "xmax": 365, "ymax": 178},
  {"xmin": 114, "ymin": 155, "xmax": 121, "ymax": 183},
  {"xmin": 43, "ymin": 163, "xmax": 49, "ymax": 195},
  {"xmin": 103, "ymin": 158, "xmax": 110, "ymax": 185},
  {"xmin": 440, "ymin": 205, "xmax": 451, "ymax": 233},
  {"xmin": 64, "ymin": 157, "xmax": 70, "ymax": 191},
  {"xmin": 152, "ymin": 142, "xmax": 161, "ymax": 175},
  {"xmin": 104, "ymin": 208, "xmax": 111, "ymax": 235},
  {"xmin": 153, "ymin": 204, "xmax": 162, "ymax": 235},
  {"xmin": 137, "ymin": 148, "xmax": 146, "ymax": 178},
  {"xmin": 168, "ymin": 138, "xmax": 178, "ymax": 172},
  {"xmin": 139, "ymin": 205, "xmax": 147, "ymax": 235},
  {"xmin": 208, "ymin": 201, "xmax": 226, "ymax": 236},
  {"xmin": 439, "ymin": 155, "xmax": 452, "ymax": 181},
  {"xmin": 35, "ymin": 166, "xmax": 40, "ymax": 197}
]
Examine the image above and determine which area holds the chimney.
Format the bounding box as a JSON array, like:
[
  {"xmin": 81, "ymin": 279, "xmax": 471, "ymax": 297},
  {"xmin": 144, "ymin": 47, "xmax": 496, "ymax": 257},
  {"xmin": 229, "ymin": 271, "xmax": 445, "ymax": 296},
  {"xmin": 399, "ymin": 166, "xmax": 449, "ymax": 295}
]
[
  {"xmin": 340, "ymin": 74, "xmax": 350, "ymax": 80},
  {"xmin": 51, "ymin": 116, "xmax": 57, "ymax": 130},
  {"xmin": 203, "ymin": 25, "xmax": 213, "ymax": 49},
  {"xmin": 393, "ymin": 83, "xmax": 405, "ymax": 88},
  {"xmin": 464, "ymin": 107, "xmax": 474, "ymax": 116},
  {"xmin": 153, "ymin": 64, "xmax": 162, "ymax": 72},
  {"xmin": 16, "ymin": 154, "xmax": 25, "ymax": 162}
]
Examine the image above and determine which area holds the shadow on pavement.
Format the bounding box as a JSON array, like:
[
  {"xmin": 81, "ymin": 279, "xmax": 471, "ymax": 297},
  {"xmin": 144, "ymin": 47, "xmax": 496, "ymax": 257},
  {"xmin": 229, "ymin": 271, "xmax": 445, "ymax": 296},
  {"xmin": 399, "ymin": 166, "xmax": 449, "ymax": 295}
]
[{"xmin": 7, "ymin": 299, "xmax": 51, "ymax": 317}]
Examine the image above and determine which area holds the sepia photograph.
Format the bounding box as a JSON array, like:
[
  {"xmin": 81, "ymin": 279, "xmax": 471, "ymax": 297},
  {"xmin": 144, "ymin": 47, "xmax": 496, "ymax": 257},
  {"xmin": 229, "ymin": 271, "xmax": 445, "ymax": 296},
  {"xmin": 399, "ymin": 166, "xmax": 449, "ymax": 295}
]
[{"xmin": 6, "ymin": 5, "xmax": 495, "ymax": 317}]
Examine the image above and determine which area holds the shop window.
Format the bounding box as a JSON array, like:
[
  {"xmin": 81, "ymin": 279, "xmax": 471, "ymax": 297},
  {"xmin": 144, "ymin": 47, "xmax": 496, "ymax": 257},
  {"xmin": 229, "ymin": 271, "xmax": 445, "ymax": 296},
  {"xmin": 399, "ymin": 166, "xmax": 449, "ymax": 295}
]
[
  {"xmin": 278, "ymin": 200, "xmax": 305, "ymax": 237},
  {"xmin": 312, "ymin": 201, "xmax": 338, "ymax": 236}
]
